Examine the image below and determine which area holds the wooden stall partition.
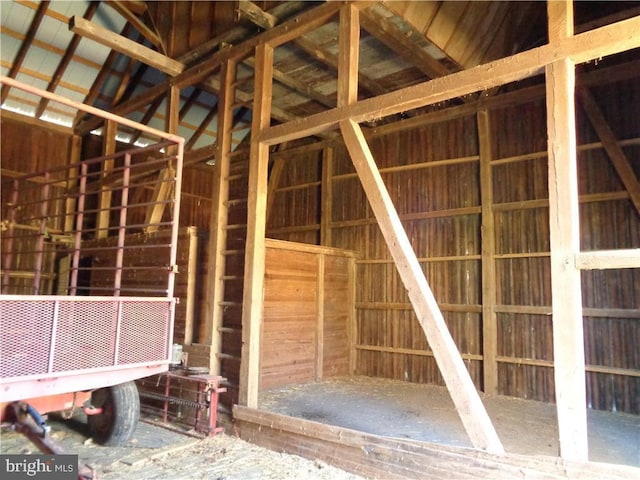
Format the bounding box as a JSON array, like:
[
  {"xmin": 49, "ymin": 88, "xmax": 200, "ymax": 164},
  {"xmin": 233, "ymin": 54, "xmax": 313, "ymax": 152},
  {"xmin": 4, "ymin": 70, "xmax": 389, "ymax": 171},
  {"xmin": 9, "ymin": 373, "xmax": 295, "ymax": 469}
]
[{"xmin": 260, "ymin": 239, "xmax": 357, "ymax": 391}]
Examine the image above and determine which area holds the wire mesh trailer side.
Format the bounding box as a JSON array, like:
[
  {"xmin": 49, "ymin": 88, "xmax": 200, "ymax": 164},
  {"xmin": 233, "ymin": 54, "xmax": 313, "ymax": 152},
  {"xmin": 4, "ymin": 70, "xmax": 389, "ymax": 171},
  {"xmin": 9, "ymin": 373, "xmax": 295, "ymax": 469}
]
[
  {"xmin": 0, "ymin": 295, "xmax": 176, "ymax": 402},
  {"xmin": 0, "ymin": 76, "xmax": 185, "ymax": 403}
]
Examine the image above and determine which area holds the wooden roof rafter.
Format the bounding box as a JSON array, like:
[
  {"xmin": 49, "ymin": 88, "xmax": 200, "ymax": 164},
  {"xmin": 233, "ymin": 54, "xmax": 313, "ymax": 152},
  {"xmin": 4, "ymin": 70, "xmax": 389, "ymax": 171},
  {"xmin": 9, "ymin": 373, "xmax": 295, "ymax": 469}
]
[
  {"xmin": 359, "ymin": 5, "xmax": 454, "ymax": 80},
  {"xmin": 238, "ymin": 1, "xmax": 388, "ymax": 98},
  {"xmin": 185, "ymin": 99, "xmax": 219, "ymax": 150},
  {"xmin": 129, "ymin": 94, "xmax": 163, "ymax": 145},
  {"xmin": 105, "ymin": 0, "xmax": 165, "ymax": 53}
]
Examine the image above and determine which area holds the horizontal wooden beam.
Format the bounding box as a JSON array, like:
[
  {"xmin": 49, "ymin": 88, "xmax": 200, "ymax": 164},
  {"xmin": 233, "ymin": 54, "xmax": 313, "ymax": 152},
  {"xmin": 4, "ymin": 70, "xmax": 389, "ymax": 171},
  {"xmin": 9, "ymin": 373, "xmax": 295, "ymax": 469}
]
[
  {"xmin": 261, "ymin": 14, "xmax": 640, "ymax": 145},
  {"xmin": 69, "ymin": 16, "xmax": 183, "ymax": 76},
  {"xmin": 576, "ymin": 249, "xmax": 640, "ymax": 270},
  {"xmin": 234, "ymin": 406, "xmax": 640, "ymax": 480}
]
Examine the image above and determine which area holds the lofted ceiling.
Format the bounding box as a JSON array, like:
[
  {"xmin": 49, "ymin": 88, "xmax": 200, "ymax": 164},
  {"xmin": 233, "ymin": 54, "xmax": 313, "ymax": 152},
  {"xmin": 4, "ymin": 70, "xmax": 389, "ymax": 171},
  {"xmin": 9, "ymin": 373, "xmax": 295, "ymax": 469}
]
[{"xmin": 1, "ymin": 1, "xmax": 639, "ymax": 164}]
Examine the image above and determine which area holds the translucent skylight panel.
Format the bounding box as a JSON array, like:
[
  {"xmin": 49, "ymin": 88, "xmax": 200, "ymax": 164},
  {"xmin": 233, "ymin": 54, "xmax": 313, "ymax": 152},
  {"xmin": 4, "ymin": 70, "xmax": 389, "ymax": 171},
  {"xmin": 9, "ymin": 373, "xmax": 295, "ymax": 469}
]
[
  {"xmin": 54, "ymin": 85, "xmax": 86, "ymax": 105},
  {"xmin": 23, "ymin": 45, "xmax": 63, "ymax": 79},
  {"xmin": 61, "ymin": 63, "xmax": 96, "ymax": 97},
  {"xmin": 74, "ymin": 36, "xmax": 112, "ymax": 66},
  {"xmin": 37, "ymin": 12, "xmax": 73, "ymax": 52},
  {"xmin": 184, "ymin": 104, "xmax": 209, "ymax": 127},
  {"xmin": 1, "ymin": 2, "xmax": 33, "ymax": 34},
  {"xmin": 0, "ymin": 34, "xmax": 21, "ymax": 65}
]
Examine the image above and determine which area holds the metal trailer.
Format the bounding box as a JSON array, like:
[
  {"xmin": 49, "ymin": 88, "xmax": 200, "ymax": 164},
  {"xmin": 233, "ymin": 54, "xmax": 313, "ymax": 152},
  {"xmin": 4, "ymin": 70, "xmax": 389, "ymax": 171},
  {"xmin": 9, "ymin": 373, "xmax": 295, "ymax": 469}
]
[{"xmin": 0, "ymin": 76, "xmax": 185, "ymax": 453}]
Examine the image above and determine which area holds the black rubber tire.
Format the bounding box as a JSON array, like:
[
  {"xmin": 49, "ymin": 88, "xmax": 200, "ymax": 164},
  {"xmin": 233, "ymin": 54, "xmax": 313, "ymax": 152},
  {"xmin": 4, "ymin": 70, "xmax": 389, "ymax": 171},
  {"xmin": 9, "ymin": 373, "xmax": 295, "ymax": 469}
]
[{"xmin": 87, "ymin": 381, "xmax": 140, "ymax": 446}]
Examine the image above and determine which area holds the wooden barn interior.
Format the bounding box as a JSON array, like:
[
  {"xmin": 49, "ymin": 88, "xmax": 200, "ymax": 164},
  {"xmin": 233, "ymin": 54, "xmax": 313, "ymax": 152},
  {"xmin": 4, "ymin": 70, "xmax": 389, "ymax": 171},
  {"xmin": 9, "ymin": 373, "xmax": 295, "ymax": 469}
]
[{"xmin": 1, "ymin": 1, "xmax": 639, "ymax": 478}]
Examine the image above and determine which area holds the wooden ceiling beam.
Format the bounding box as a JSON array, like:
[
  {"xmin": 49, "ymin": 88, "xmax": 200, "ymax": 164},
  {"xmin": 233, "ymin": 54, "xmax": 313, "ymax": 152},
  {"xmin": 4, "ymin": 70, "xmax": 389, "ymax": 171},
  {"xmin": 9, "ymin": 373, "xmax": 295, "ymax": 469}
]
[
  {"xmin": 1, "ymin": 0, "xmax": 50, "ymax": 104},
  {"xmin": 238, "ymin": 1, "xmax": 278, "ymax": 30},
  {"xmin": 238, "ymin": 1, "xmax": 387, "ymax": 97},
  {"xmin": 243, "ymin": 56, "xmax": 336, "ymax": 109},
  {"xmin": 69, "ymin": 16, "xmax": 183, "ymax": 76},
  {"xmin": 185, "ymin": 100, "xmax": 218, "ymax": 150},
  {"xmin": 359, "ymin": 7, "xmax": 453, "ymax": 79},
  {"xmin": 173, "ymin": 2, "xmax": 342, "ymax": 89},
  {"xmin": 106, "ymin": 1, "xmax": 164, "ymax": 52},
  {"xmin": 261, "ymin": 14, "xmax": 640, "ymax": 145},
  {"xmin": 177, "ymin": 2, "xmax": 309, "ymax": 67}
]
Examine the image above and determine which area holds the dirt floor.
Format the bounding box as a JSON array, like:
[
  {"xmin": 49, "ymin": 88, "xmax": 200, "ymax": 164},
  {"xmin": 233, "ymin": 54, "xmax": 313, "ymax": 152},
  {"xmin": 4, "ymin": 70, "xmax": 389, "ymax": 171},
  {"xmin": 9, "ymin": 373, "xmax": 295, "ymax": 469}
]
[
  {"xmin": 0, "ymin": 414, "xmax": 367, "ymax": 480},
  {"xmin": 260, "ymin": 376, "xmax": 640, "ymax": 468}
]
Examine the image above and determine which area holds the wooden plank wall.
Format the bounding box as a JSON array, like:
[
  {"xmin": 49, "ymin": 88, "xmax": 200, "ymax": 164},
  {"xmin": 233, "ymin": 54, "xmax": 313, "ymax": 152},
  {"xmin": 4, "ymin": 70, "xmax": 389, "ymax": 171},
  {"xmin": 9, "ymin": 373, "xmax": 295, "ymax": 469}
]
[
  {"xmin": 260, "ymin": 240, "xmax": 355, "ymax": 390},
  {"xmin": 1, "ymin": 117, "xmax": 76, "ymax": 294},
  {"xmin": 266, "ymin": 77, "xmax": 640, "ymax": 414}
]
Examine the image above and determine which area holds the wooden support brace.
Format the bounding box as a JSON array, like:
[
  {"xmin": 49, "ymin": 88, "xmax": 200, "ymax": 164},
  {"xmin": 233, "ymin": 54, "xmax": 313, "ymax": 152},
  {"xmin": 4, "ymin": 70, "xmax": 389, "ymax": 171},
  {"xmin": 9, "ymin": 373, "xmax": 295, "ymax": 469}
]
[
  {"xmin": 339, "ymin": 118, "xmax": 504, "ymax": 454},
  {"xmin": 240, "ymin": 44, "xmax": 274, "ymax": 408},
  {"xmin": 144, "ymin": 165, "xmax": 175, "ymax": 233},
  {"xmin": 578, "ymin": 87, "xmax": 640, "ymax": 216}
]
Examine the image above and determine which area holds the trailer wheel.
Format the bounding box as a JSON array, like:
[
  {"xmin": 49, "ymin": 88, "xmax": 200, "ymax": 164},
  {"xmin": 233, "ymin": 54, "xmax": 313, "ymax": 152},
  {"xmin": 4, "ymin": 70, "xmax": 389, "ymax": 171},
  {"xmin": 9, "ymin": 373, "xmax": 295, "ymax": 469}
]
[{"xmin": 88, "ymin": 381, "xmax": 140, "ymax": 446}]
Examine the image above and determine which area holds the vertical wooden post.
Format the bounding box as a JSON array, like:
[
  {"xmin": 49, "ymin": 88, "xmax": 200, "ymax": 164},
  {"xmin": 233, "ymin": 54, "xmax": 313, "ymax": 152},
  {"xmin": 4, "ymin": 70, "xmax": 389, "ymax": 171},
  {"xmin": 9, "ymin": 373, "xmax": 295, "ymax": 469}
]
[
  {"xmin": 64, "ymin": 135, "xmax": 82, "ymax": 233},
  {"xmin": 478, "ymin": 110, "xmax": 498, "ymax": 394},
  {"xmin": 97, "ymin": 120, "xmax": 116, "ymax": 239},
  {"xmin": 338, "ymin": 4, "xmax": 359, "ymax": 108},
  {"xmin": 348, "ymin": 254, "xmax": 357, "ymax": 375},
  {"xmin": 185, "ymin": 226, "xmax": 198, "ymax": 345},
  {"xmin": 239, "ymin": 43, "xmax": 273, "ymax": 408},
  {"xmin": 545, "ymin": 0, "xmax": 588, "ymax": 462},
  {"xmin": 337, "ymin": 0, "xmax": 361, "ymax": 385},
  {"xmin": 315, "ymin": 254, "xmax": 325, "ymax": 380},
  {"xmin": 206, "ymin": 57, "xmax": 237, "ymax": 375},
  {"xmin": 321, "ymin": 147, "xmax": 334, "ymax": 247}
]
